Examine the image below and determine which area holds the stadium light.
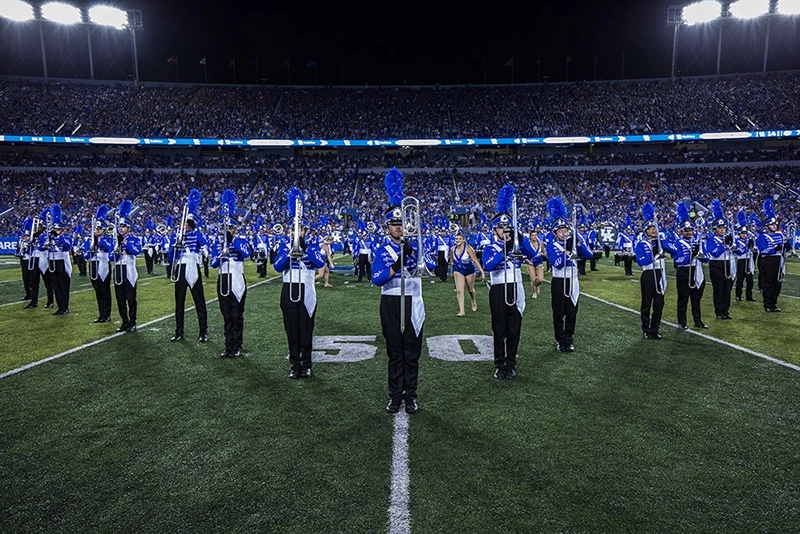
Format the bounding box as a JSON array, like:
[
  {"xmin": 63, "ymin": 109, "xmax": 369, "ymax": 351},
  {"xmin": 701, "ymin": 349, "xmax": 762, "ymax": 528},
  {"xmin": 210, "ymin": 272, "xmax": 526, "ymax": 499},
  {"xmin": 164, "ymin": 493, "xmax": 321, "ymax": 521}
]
[
  {"xmin": 88, "ymin": 5, "xmax": 128, "ymax": 29},
  {"xmin": 683, "ymin": 0, "xmax": 722, "ymax": 24},
  {"xmin": 0, "ymin": 0, "xmax": 34, "ymax": 22},
  {"xmin": 40, "ymin": 2, "xmax": 82, "ymax": 25},
  {"xmin": 729, "ymin": 0, "xmax": 771, "ymax": 18},
  {"xmin": 777, "ymin": 0, "xmax": 800, "ymax": 15}
]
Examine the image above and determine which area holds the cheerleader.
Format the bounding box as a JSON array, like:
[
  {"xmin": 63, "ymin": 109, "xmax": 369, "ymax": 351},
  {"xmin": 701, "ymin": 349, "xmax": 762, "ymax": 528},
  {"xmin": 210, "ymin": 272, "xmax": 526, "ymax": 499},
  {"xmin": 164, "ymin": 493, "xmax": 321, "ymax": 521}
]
[{"xmin": 448, "ymin": 232, "xmax": 485, "ymax": 316}]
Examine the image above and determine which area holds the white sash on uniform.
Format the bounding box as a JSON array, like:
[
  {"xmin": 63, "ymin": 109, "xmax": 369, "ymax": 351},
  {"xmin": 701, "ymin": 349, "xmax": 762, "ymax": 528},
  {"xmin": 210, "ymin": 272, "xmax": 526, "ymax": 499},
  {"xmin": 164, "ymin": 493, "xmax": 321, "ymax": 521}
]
[
  {"xmin": 93, "ymin": 252, "xmax": 110, "ymax": 281},
  {"xmin": 384, "ymin": 246, "xmax": 425, "ymax": 336},
  {"xmin": 282, "ymin": 264, "xmax": 316, "ymax": 317},
  {"xmin": 180, "ymin": 251, "xmax": 201, "ymax": 288},
  {"xmin": 490, "ymin": 265, "xmax": 526, "ymax": 316},
  {"xmin": 118, "ymin": 253, "xmax": 138, "ymax": 286},
  {"xmin": 220, "ymin": 260, "xmax": 246, "ymax": 302}
]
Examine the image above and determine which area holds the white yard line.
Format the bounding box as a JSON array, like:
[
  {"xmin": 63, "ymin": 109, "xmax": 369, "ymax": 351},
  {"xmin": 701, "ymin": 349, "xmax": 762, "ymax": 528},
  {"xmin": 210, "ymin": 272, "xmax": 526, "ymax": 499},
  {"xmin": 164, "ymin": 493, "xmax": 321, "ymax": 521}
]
[
  {"xmin": 388, "ymin": 410, "xmax": 411, "ymax": 534},
  {"xmin": 0, "ymin": 275, "xmax": 279, "ymax": 379}
]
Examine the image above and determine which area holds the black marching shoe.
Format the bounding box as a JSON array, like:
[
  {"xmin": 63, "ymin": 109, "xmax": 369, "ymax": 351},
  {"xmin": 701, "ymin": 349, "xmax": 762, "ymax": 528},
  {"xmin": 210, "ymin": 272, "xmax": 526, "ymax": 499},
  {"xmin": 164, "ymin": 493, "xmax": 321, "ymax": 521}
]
[
  {"xmin": 695, "ymin": 323, "xmax": 709, "ymax": 329},
  {"xmin": 765, "ymin": 307, "xmax": 782, "ymax": 313},
  {"xmin": 505, "ymin": 369, "xmax": 516, "ymax": 380},
  {"xmin": 170, "ymin": 333, "xmax": 184, "ymax": 342},
  {"xmin": 24, "ymin": 303, "xmax": 38, "ymax": 309},
  {"xmin": 220, "ymin": 350, "xmax": 232, "ymax": 358},
  {"xmin": 198, "ymin": 333, "xmax": 208, "ymax": 343},
  {"xmin": 405, "ymin": 398, "xmax": 419, "ymax": 414},
  {"xmin": 678, "ymin": 324, "xmax": 689, "ymax": 330},
  {"xmin": 45, "ymin": 302, "xmax": 54, "ymax": 309},
  {"xmin": 746, "ymin": 297, "xmax": 757, "ymax": 302},
  {"xmin": 494, "ymin": 368, "xmax": 505, "ymax": 379},
  {"xmin": 736, "ymin": 296, "xmax": 743, "ymax": 301},
  {"xmin": 288, "ymin": 369, "xmax": 300, "ymax": 379},
  {"xmin": 650, "ymin": 332, "xmax": 662, "ymax": 340},
  {"xmin": 99, "ymin": 317, "xmax": 110, "ymax": 323},
  {"xmin": 23, "ymin": 295, "xmax": 32, "ymax": 300},
  {"xmin": 565, "ymin": 344, "xmax": 575, "ymax": 352},
  {"xmin": 232, "ymin": 349, "xmax": 242, "ymax": 358},
  {"xmin": 556, "ymin": 342, "xmax": 564, "ymax": 352},
  {"xmin": 300, "ymin": 368, "xmax": 312, "ymax": 379},
  {"xmin": 93, "ymin": 317, "xmax": 103, "ymax": 323},
  {"xmin": 116, "ymin": 324, "xmax": 129, "ymax": 333},
  {"xmin": 126, "ymin": 324, "xmax": 137, "ymax": 333},
  {"xmin": 386, "ymin": 398, "xmax": 402, "ymax": 413}
]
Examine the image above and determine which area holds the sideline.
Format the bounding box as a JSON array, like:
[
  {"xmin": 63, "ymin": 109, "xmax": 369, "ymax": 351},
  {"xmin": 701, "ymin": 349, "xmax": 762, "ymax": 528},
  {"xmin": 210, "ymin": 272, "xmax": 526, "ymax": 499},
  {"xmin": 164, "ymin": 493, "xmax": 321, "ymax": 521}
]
[{"xmin": 0, "ymin": 274, "xmax": 279, "ymax": 379}]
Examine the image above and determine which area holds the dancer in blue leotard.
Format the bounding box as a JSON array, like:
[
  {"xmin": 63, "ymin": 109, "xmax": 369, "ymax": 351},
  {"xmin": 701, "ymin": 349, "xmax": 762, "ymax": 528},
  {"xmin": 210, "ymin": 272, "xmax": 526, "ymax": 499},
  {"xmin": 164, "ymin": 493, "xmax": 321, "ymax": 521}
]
[{"xmin": 449, "ymin": 233, "xmax": 485, "ymax": 316}]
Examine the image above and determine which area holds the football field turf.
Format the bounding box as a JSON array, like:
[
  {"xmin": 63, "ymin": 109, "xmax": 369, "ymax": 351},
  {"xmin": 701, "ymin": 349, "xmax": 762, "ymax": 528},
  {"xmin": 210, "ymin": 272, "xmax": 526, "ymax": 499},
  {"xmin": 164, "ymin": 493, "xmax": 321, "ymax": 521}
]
[{"xmin": 1, "ymin": 254, "xmax": 800, "ymax": 532}]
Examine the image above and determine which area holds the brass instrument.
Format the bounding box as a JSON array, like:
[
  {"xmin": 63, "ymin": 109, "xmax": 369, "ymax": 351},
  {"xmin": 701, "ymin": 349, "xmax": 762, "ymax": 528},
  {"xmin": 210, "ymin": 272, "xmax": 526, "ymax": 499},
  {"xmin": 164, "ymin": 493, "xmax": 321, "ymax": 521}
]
[
  {"xmin": 653, "ymin": 210, "xmax": 665, "ymax": 296},
  {"xmin": 504, "ymin": 194, "xmax": 521, "ymax": 307},
  {"xmin": 448, "ymin": 221, "xmax": 460, "ymax": 235},
  {"xmin": 564, "ymin": 203, "xmax": 580, "ymax": 298},
  {"xmin": 26, "ymin": 215, "xmax": 40, "ymax": 270},
  {"xmin": 288, "ymin": 196, "xmax": 304, "ymax": 303},
  {"xmin": 170, "ymin": 204, "xmax": 189, "ymax": 283},
  {"xmin": 45, "ymin": 210, "xmax": 56, "ymax": 274},
  {"xmin": 89, "ymin": 216, "xmax": 99, "ymax": 281},
  {"xmin": 366, "ymin": 221, "xmax": 377, "ymax": 233},
  {"xmin": 112, "ymin": 211, "xmax": 125, "ymax": 286},
  {"xmin": 219, "ymin": 206, "xmax": 233, "ymax": 299},
  {"xmin": 724, "ymin": 211, "xmax": 735, "ymax": 280}
]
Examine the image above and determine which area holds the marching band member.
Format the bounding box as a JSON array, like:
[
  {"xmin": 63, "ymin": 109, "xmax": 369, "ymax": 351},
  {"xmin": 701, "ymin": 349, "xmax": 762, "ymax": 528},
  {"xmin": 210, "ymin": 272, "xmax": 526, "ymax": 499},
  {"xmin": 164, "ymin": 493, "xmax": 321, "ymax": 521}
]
[
  {"xmin": 18, "ymin": 217, "xmax": 34, "ymax": 302},
  {"xmin": 44, "ymin": 204, "xmax": 74, "ymax": 316},
  {"xmin": 663, "ymin": 202, "xmax": 708, "ymax": 330},
  {"xmin": 72, "ymin": 225, "xmax": 87, "ymax": 277},
  {"xmin": 482, "ymin": 185, "xmax": 541, "ymax": 379},
  {"xmin": 434, "ymin": 225, "xmax": 449, "ymax": 282},
  {"xmin": 170, "ymin": 189, "xmax": 209, "ymax": 343},
  {"xmin": 755, "ymin": 199, "xmax": 788, "ymax": 313},
  {"xmin": 25, "ymin": 211, "xmax": 53, "ymax": 309},
  {"xmin": 355, "ymin": 227, "xmax": 372, "ymax": 282},
  {"xmin": 110, "ymin": 200, "xmax": 141, "ymax": 333},
  {"xmin": 705, "ymin": 199, "xmax": 735, "ymax": 320},
  {"xmin": 143, "ymin": 221, "xmax": 157, "ymax": 274},
  {"xmin": 545, "ymin": 197, "xmax": 594, "ymax": 353},
  {"xmin": 84, "ymin": 205, "xmax": 114, "ymax": 323},
  {"xmin": 635, "ymin": 202, "xmax": 667, "ymax": 339},
  {"xmin": 161, "ymin": 216, "xmax": 174, "ymax": 279},
  {"xmin": 211, "ymin": 190, "xmax": 252, "ymax": 358},
  {"xmin": 449, "ymin": 231, "xmax": 485, "ymax": 316},
  {"xmin": 587, "ymin": 214, "xmax": 600, "ymax": 271},
  {"xmin": 372, "ymin": 168, "xmax": 434, "ymax": 412},
  {"xmin": 576, "ymin": 215, "xmax": 588, "ymax": 276},
  {"xmin": 616, "ymin": 216, "xmax": 635, "ymax": 276},
  {"xmin": 734, "ymin": 210, "xmax": 757, "ymax": 302},
  {"xmin": 275, "ymin": 187, "xmax": 326, "ymax": 379}
]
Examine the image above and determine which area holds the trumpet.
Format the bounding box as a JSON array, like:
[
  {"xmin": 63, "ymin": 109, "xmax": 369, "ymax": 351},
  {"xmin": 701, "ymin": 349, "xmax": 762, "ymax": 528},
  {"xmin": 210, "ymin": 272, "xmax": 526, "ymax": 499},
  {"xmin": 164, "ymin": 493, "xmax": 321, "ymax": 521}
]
[
  {"xmin": 170, "ymin": 203, "xmax": 189, "ymax": 283},
  {"xmin": 288, "ymin": 195, "xmax": 304, "ymax": 303}
]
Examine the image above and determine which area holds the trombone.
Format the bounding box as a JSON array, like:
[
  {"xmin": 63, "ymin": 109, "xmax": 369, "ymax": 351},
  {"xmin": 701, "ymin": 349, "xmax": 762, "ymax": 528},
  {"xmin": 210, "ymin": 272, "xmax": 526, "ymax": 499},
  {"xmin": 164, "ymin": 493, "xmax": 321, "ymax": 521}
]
[
  {"xmin": 170, "ymin": 204, "xmax": 189, "ymax": 283},
  {"xmin": 26, "ymin": 215, "xmax": 40, "ymax": 270},
  {"xmin": 504, "ymin": 194, "xmax": 521, "ymax": 307},
  {"xmin": 564, "ymin": 203, "xmax": 580, "ymax": 298},
  {"xmin": 288, "ymin": 195, "xmax": 304, "ymax": 303},
  {"xmin": 219, "ymin": 212, "xmax": 232, "ymax": 298},
  {"xmin": 89, "ymin": 216, "xmax": 99, "ymax": 281},
  {"xmin": 112, "ymin": 211, "xmax": 125, "ymax": 286},
  {"xmin": 653, "ymin": 212, "xmax": 665, "ymax": 296},
  {"xmin": 45, "ymin": 210, "xmax": 56, "ymax": 274},
  {"xmin": 723, "ymin": 211, "xmax": 735, "ymax": 280},
  {"xmin": 399, "ymin": 196, "xmax": 420, "ymax": 334}
]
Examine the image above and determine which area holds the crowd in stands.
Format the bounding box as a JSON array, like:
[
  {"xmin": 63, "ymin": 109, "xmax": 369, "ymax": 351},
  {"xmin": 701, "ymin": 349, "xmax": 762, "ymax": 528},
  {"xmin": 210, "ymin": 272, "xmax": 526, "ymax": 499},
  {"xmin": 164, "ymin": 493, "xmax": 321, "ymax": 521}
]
[
  {"xmin": 3, "ymin": 162, "xmax": 799, "ymax": 238},
  {"xmin": 1, "ymin": 145, "xmax": 798, "ymax": 170},
  {"xmin": 2, "ymin": 71, "xmax": 800, "ymax": 139}
]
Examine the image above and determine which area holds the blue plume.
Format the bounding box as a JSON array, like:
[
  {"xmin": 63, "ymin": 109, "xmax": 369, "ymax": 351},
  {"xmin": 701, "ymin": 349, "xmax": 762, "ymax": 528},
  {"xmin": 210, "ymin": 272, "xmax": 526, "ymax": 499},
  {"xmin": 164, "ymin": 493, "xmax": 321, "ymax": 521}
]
[
  {"xmin": 51, "ymin": 204, "xmax": 62, "ymax": 224},
  {"xmin": 763, "ymin": 198, "xmax": 776, "ymax": 220},
  {"xmin": 384, "ymin": 167, "xmax": 404, "ymax": 207},
  {"xmin": 547, "ymin": 197, "xmax": 568, "ymax": 222},
  {"xmin": 39, "ymin": 207, "xmax": 51, "ymax": 221},
  {"xmin": 749, "ymin": 212, "xmax": 761, "ymax": 227},
  {"xmin": 580, "ymin": 214, "xmax": 587, "ymax": 226},
  {"xmin": 588, "ymin": 214, "xmax": 595, "ymax": 225},
  {"xmin": 146, "ymin": 218, "xmax": 154, "ymax": 230},
  {"xmin": 533, "ymin": 215, "xmax": 540, "ymax": 227},
  {"xmin": 256, "ymin": 215, "xmax": 264, "ymax": 229},
  {"xmin": 677, "ymin": 202, "xmax": 690, "ymax": 223},
  {"xmin": 187, "ymin": 189, "xmax": 201, "ymax": 215},
  {"xmin": 711, "ymin": 199, "xmax": 724, "ymax": 221},
  {"xmin": 221, "ymin": 189, "xmax": 237, "ymax": 218},
  {"xmin": 495, "ymin": 185, "xmax": 515, "ymax": 214},
  {"xmin": 119, "ymin": 200, "xmax": 133, "ymax": 220},
  {"xmin": 737, "ymin": 210, "xmax": 747, "ymax": 228},
  {"xmin": 320, "ymin": 215, "xmax": 329, "ymax": 227},
  {"xmin": 642, "ymin": 202, "xmax": 655, "ymax": 222},
  {"xmin": 74, "ymin": 225, "xmax": 83, "ymax": 235},
  {"xmin": 480, "ymin": 213, "xmax": 487, "ymax": 226},
  {"xmin": 166, "ymin": 215, "xmax": 173, "ymax": 228},
  {"xmin": 286, "ymin": 187, "xmax": 305, "ymax": 217},
  {"xmin": 23, "ymin": 217, "xmax": 33, "ymax": 232},
  {"xmin": 95, "ymin": 204, "xmax": 109, "ymax": 222},
  {"xmin": 625, "ymin": 214, "xmax": 633, "ymax": 228}
]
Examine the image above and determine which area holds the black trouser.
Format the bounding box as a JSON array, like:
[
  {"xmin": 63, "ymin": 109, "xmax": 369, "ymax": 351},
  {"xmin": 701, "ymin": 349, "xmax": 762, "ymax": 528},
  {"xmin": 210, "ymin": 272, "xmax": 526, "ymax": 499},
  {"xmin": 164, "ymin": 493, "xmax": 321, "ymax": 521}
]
[
  {"xmin": 380, "ymin": 294, "xmax": 422, "ymax": 401},
  {"xmin": 41, "ymin": 268, "xmax": 54, "ymax": 306},
  {"xmin": 489, "ymin": 283, "xmax": 522, "ymax": 371},
  {"xmin": 436, "ymin": 251, "xmax": 448, "ymax": 282},
  {"xmin": 203, "ymin": 257, "xmax": 209, "ymax": 278},
  {"xmin": 256, "ymin": 260, "xmax": 267, "ymax": 277},
  {"xmin": 50, "ymin": 259, "xmax": 71, "ymax": 312},
  {"xmin": 675, "ymin": 266, "xmax": 705, "ymax": 327},
  {"xmin": 604, "ymin": 244, "xmax": 610, "ymax": 258},
  {"xmin": 165, "ymin": 262, "xmax": 173, "ymax": 280},
  {"xmin": 708, "ymin": 260, "xmax": 733, "ymax": 316},
  {"xmin": 174, "ymin": 264, "xmax": 207, "ymax": 336},
  {"xmin": 90, "ymin": 263, "xmax": 112, "ymax": 320},
  {"xmin": 144, "ymin": 249, "xmax": 154, "ymax": 273},
  {"xmin": 590, "ymin": 253, "xmax": 598, "ymax": 271},
  {"xmin": 624, "ymin": 257, "xmax": 634, "ymax": 275},
  {"xmin": 280, "ymin": 283, "xmax": 315, "ymax": 372},
  {"xmin": 20, "ymin": 258, "xmax": 34, "ymax": 298},
  {"xmin": 218, "ymin": 276, "xmax": 246, "ymax": 352},
  {"xmin": 735, "ymin": 258, "xmax": 754, "ymax": 300},
  {"xmin": 577, "ymin": 259, "xmax": 587, "ymax": 275},
  {"xmin": 74, "ymin": 254, "xmax": 86, "ymax": 276},
  {"xmin": 357, "ymin": 253, "xmax": 371, "ymax": 282},
  {"xmin": 759, "ymin": 255, "xmax": 782, "ymax": 310},
  {"xmin": 113, "ymin": 266, "xmax": 137, "ymax": 327},
  {"xmin": 550, "ymin": 277, "xmax": 578, "ymax": 346},
  {"xmin": 640, "ymin": 269, "xmax": 665, "ymax": 335}
]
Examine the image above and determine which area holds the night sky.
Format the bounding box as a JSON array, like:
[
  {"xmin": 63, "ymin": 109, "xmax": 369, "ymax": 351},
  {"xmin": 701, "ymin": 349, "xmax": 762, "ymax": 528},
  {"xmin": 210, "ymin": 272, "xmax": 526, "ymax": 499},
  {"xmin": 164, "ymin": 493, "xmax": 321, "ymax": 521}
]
[{"xmin": 1, "ymin": 0, "xmax": 798, "ymax": 85}]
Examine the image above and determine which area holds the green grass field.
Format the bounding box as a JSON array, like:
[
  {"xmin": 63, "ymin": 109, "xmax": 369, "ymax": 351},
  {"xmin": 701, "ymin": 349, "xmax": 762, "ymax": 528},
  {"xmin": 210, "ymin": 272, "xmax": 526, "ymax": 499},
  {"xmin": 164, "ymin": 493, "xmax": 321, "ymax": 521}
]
[{"xmin": 2, "ymin": 253, "xmax": 800, "ymax": 533}]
